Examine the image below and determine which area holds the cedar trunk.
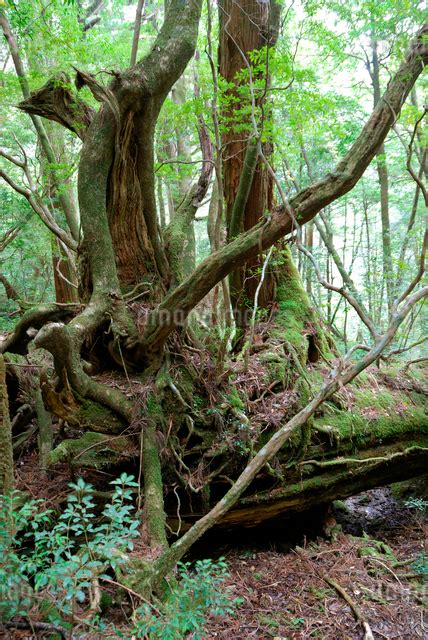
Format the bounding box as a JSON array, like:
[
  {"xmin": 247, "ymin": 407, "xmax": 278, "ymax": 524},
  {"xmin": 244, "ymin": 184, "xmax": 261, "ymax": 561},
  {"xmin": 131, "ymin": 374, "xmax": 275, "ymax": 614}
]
[{"xmin": 219, "ymin": 0, "xmax": 278, "ymax": 321}]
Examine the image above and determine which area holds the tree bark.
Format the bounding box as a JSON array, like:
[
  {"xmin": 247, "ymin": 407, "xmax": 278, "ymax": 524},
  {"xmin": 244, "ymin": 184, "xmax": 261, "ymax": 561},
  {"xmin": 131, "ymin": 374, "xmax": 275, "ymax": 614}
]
[
  {"xmin": 0, "ymin": 355, "xmax": 14, "ymax": 494},
  {"xmin": 370, "ymin": 37, "xmax": 393, "ymax": 314},
  {"xmin": 78, "ymin": 1, "xmax": 202, "ymax": 289},
  {"xmin": 219, "ymin": 0, "xmax": 279, "ymax": 323}
]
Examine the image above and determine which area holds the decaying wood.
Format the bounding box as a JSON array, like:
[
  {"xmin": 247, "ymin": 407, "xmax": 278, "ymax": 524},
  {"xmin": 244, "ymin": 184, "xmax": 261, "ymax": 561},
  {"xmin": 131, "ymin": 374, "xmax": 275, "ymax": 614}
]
[{"xmin": 17, "ymin": 72, "xmax": 95, "ymax": 140}]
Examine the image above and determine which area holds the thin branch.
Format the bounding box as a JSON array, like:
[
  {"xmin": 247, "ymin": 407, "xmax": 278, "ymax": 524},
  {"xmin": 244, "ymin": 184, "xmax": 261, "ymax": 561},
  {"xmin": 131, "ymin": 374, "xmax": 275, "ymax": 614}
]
[
  {"xmin": 394, "ymin": 228, "xmax": 427, "ymax": 308},
  {"xmin": 386, "ymin": 334, "xmax": 428, "ymax": 358},
  {"xmin": 393, "ymin": 109, "xmax": 428, "ymax": 206},
  {"xmin": 155, "ymin": 158, "xmax": 215, "ymax": 173},
  {"xmin": 396, "ymin": 148, "xmax": 426, "ymax": 286},
  {"xmin": 0, "ymin": 223, "xmax": 25, "ymax": 251},
  {"xmin": 402, "ymin": 355, "xmax": 428, "ymax": 371},
  {"xmin": 245, "ymin": 245, "xmax": 274, "ymax": 371},
  {"xmin": 322, "ymin": 575, "xmax": 374, "ymax": 640},
  {"xmin": 0, "ymin": 163, "xmax": 77, "ymax": 251},
  {"xmin": 130, "ymin": 0, "xmax": 146, "ymax": 66}
]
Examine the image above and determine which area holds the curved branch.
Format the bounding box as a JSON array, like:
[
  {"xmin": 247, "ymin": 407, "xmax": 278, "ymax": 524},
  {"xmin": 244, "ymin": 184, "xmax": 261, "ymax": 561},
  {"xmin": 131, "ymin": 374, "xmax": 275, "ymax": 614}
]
[
  {"xmin": 394, "ymin": 228, "xmax": 427, "ymax": 308},
  {"xmin": 0, "ymin": 304, "xmax": 81, "ymax": 355},
  {"xmin": 137, "ymin": 0, "xmax": 203, "ymax": 96},
  {"xmin": 386, "ymin": 334, "xmax": 428, "ymax": 359},
  {"xmin": 0, "ymin": 224, "xmax": 22, "ymax": 251}
]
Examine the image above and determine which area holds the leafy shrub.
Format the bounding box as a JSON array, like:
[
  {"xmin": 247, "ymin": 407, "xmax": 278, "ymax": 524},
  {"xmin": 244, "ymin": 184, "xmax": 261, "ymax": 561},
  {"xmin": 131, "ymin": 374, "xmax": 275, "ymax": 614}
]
[
  {"xmin": 0, "ymin": 491, "xmax": 49, "ymax": 621},
  {"xmin": 132, "ymin": 557, "xmax": 234, "ymax": 639},
  {"xmin": 0, "ymin": 473, "xmax": 140, "ymax": 623},
  {"xmin": 1, "ymin": 476, "xmax": 235, "ymax": 638}
]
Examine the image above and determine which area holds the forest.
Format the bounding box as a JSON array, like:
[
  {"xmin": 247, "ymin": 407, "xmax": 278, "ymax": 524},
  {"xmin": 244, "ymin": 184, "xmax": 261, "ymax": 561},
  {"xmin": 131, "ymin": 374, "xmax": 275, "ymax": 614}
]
[{"xmin": 0, "ymin": 0, "xmax": 427, "ymax": 638}]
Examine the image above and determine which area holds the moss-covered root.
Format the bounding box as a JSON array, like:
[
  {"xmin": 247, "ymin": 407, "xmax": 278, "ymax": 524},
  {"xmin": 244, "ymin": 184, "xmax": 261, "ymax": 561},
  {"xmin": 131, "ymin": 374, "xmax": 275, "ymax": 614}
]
[
  {"xmin": 0, "ymin": 354, "xmax": 14, "ymax": 494},
  {"xmin": 124, "ymin": 393, "xmax": 170, "ymax": 599},
  {"xmin": 48, "ymin": 432, "xmax": 132, "ymax": 469},
  {"xmin": 143, "ymin": 417, "xmax": 168, "ymax": 550},
  {"xmin": 35, "ymin": 387, "xmax": 53, "ymax": 474}
]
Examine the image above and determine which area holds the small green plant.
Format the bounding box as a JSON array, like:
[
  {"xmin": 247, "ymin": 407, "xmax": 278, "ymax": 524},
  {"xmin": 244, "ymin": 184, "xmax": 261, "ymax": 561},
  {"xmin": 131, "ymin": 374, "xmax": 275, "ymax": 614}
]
[
  {"xmin": 0, "ymin": 492, "xmax": 50, "ymax": 621},
  {"xmin": 404, "ymin": 497, "xmax": 428, "ymax": 512},
  {"xmin": 132, "ymin": 557, "xmax": 234, "ymax": 639},
  {"xmin": 289, "ymin": 616, "xmax": 305, "ymax": 628},
  {"xmin": 0, "ymin": 473, "xmax": 140, "ymax": 625},
  {"xmin": 257, "ymin": 613, "xmax": 279, "ymax": 629},
  {"xmin": 412, "ymin": 552, "xmax": 428, "ymax": 582}
]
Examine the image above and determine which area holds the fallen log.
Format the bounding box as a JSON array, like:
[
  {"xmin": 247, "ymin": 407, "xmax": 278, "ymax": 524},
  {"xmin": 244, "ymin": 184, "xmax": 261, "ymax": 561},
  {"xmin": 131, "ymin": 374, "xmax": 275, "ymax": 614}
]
[{"xmin": 163, "ymin": 376, "xmax": 428, "ymax": 530}]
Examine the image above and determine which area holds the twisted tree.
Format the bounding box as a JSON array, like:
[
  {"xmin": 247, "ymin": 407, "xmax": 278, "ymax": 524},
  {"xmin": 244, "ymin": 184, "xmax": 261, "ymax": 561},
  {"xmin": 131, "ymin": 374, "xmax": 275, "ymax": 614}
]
[{"xmin": 1, "ymin": 1, "xmax": 427, "ymax": 598}]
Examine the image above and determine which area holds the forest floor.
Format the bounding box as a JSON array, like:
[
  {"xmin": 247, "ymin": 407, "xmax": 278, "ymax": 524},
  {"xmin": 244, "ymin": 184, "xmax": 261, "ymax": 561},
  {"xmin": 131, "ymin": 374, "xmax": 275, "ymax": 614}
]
[
  {"xmin": 202, "ymin": 486, "xmax": 427, "ymax": 640},
  {"xmin": 4, "ymin": 477, "xmax": 427, "ymax": 639}
]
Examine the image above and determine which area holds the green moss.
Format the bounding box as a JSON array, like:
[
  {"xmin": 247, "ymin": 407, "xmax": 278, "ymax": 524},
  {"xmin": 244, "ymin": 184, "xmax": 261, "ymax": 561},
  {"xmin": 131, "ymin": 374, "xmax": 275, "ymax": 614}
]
[
  {"xmin": 48, "ymin": 432, "xmax": 130, "ymax": 468},
  {"xmin": 223, "ymin": 386, "xmax": 245, "ymax": 411},
  {"xmin": 390, "ymin": 475, "xmax": 428, "ymax": 502},
  {"xmin": 259, "ymin": 350, "xmax": 290, "ymax": 384},
  {"xmin": 272, "ymin": 247, "xmax": 330, "ymax": 362},
  {"xmin": 175, "ymin": 367, "xmax": 196, "ymax": 399},
  {"xmin": 354, "ymin": 371, "xmax": 369, "ymax": 385},
  {"xmin": 354, "ymin": 389, "xmax": 395, "ymax": 410},
  {"xmin": 145, "ymin": 394, "xmax": 164, "ymax": 419},
  {"xmin": 333, "ymin": 500, "xmax": 349, "ymax": 513},
  {"xmin": 143, "ymin": 421, "xmax": 168, "ymax": 548},
  {"xmin": 315, "ymin": 406, "xmax": 427, "ymax": 446},
  {"xmin": 79, "ymin": 398, "xmax": 124, "ymax": 433}
]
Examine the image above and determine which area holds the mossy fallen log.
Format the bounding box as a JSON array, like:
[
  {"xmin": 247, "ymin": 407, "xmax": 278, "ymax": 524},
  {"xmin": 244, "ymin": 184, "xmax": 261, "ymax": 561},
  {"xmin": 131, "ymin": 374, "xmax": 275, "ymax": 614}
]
[{"xmin": 164, "ymin": 384, "xmax": 428, "ymax": 530}]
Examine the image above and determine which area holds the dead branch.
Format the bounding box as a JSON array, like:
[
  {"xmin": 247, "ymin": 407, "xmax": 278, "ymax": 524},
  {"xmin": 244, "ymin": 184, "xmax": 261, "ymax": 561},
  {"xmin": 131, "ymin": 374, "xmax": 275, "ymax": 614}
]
[
  {"xmin": 17, "ymin": 72, "xmax": 95, "ymax": 140},
  {"xmin": 322, "ymin": 575, "xmax": 374, "ymax": 640}
]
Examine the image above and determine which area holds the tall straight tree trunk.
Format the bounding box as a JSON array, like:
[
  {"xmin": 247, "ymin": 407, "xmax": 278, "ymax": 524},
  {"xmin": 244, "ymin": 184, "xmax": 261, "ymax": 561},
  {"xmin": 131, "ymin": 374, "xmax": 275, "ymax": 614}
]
[
  {"xmin": 219, "ymin": 0, "xmax": 279, "ymax": 326},
  {"xmin": 371, "ymin": 36, "xmax": 393, "ymax": 314}
]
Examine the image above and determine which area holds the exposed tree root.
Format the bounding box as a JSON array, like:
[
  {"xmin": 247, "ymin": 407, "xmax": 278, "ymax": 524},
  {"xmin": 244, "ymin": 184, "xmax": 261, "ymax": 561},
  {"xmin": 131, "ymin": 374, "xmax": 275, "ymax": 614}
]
[
  {"xmin": 34, "ymin": 320, "xmax": 134, "ymax": 422},
  {"xmin": 2, "ymin": 620, "xmax": 67, "ymax": 639}
]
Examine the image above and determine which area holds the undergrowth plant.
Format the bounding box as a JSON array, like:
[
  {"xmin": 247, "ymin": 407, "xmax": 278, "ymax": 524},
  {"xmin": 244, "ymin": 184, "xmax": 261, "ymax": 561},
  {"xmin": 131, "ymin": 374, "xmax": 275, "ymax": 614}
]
[
  {"xmin": 0, "ymin": 473, "xmax": 140, "ymax": 625},
  {"xmin": 0, "ymin": 475, "xmax": 235, "ymax": 638},
  {"xmin": 131, "ymin": 557, "xmax": 234, "ymax": 640}
]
